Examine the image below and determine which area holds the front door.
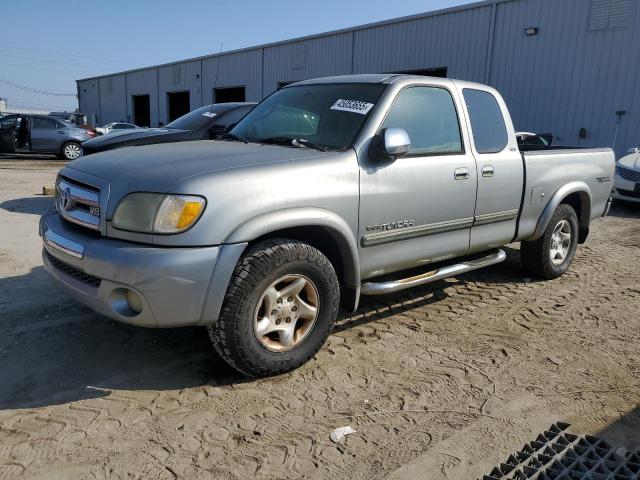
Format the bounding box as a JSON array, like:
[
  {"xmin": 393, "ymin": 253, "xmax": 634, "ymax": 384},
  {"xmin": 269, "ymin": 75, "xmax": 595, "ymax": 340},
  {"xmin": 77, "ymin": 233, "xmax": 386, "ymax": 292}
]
[
  {"xmin": 0, "ymin": 115, "xmax": 17, "ymax": 153},
  {"xmin": 358, "ymin": 84, "xmax": 477, "ymax": 279},
  {"xmin": 31, "ymin": 117, "xmax": 61, "ymax": 153}
]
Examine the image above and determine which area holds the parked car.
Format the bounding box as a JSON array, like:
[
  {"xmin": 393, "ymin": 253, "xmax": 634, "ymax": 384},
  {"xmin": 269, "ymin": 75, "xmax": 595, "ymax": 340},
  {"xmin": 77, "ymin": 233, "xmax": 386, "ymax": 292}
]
[
  {"xmin": 0, "ymin": 114, "xmax": 95, "ymax": 159},
  {"xmin": 612, "ymin": 147, "xmax": 640, "ymax": 203},
  {"xmin": 516, "ymin": 131, "xmax": 553, "ymax": 149},
  {"xmin": 82, "ymin": 103, "xmax": 255, "ymax": 155},
  {"xmin": 40, "ymin": 74, "xmax": 614, "ymax": 377},
  {"xmin": 95, "ymin": 122, "xmax": 140, "ymax": 136}
]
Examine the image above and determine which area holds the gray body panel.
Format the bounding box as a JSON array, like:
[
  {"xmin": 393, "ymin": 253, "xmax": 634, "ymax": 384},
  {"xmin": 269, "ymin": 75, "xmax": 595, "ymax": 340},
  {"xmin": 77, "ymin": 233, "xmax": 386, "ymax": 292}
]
[{"xmin": 41, "ymin": 75, "xmax": 615, "ymax": 327}]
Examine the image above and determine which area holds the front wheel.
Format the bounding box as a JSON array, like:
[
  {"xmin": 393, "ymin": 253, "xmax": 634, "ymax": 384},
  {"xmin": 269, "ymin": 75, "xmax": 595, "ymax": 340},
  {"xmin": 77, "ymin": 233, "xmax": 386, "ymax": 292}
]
[
  {"xmin": 521, "ymin": 203, "xmax": 579, "ymax": 279},
  {"xmin": 60, "ymin": 141, "xmax": 82, "ymax": 160},
  {"xmin": 208, "ymin": 239, "xmax": 340, "ymax": 377}
]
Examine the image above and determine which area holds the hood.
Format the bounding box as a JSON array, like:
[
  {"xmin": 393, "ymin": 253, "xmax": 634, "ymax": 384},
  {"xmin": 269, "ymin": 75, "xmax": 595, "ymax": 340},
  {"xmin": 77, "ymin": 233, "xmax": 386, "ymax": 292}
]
[
  {"xmin": 64, "ymin": 140, "xmax": 331, "ymax": 194},
  {"xmin": 83, "ymin": 128, "xmax": 188, "ymax": 147},
  {"xmin": 618, "ymin": 152, "xmax": 640, "ymax": 170}
]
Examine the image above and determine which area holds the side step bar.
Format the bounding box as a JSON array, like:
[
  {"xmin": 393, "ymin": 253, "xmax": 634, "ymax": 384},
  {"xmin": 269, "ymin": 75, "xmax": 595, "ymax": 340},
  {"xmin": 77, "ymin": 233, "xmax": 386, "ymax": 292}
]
[{"xmin": 361, "ymin": 249, "xmax": 507, "ymax": 296}]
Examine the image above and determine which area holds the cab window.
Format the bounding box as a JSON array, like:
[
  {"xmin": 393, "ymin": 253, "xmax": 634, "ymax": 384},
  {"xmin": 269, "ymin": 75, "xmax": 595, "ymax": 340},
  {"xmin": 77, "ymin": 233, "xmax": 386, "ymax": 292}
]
[
  {"xmin": 381, "ymin": 86, "xmax": 463, "ymax": 155},
  {"xmin": 463, "ymin": 89, "xmax": 508, "ymax": 154}
]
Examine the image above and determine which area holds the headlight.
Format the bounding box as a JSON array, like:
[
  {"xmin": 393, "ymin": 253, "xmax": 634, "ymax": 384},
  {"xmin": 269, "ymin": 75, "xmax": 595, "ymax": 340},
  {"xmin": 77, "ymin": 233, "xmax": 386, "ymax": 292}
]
[{"xmin": 112, "ymin": 193, "xmax": 206, "ymax": 234}]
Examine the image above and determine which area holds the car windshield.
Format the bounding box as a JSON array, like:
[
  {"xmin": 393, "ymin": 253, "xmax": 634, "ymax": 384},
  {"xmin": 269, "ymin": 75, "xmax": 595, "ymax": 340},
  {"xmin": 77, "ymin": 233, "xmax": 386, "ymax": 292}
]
[
  {"xmin": 230, "ymin": 83, "xmax": 386, "ymax": 151},
  {"xmin": 166, "ymin": 105, "xmax": 230, "ymax": 130}
]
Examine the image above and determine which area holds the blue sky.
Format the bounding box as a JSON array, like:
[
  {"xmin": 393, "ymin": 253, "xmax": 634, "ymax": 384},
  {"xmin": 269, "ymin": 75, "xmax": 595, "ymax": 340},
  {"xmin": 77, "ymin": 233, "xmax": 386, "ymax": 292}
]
[{"xmin": 0, "ymin": 0, "xmax": 473, "ymax": 111}]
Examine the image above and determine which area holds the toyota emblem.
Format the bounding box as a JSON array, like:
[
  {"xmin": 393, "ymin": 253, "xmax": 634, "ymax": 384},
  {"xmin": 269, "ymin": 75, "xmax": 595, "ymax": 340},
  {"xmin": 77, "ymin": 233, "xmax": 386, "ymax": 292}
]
[{"xmin": 59, "ymin": 187, "xmax": 73, "ymax": 211}]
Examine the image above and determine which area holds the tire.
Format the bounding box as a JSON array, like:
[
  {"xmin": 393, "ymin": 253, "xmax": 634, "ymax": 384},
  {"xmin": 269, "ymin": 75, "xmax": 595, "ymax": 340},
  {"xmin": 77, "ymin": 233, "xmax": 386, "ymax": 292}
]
[
  {"xmin": 61, "ymin": 141, "xmax": 82, "ymax": 160},
  {"xmin": 521, "ymin": 203, "xmax": 579, "ymax": 279},
  {"xmin": 208, "ymin": 239, "xmax": 340, "ymax": 377}
]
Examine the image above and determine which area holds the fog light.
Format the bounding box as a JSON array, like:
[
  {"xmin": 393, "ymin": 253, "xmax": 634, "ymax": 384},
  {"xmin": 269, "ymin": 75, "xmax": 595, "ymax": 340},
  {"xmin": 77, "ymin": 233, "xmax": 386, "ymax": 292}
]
[{"xmin": 126, "ymin": 290, "xmax": 143, "ymax": 314}]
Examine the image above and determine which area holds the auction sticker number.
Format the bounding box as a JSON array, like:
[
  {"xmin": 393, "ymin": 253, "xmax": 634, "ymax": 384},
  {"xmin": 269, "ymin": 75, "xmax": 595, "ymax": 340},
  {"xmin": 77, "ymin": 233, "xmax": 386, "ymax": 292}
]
[{"xmin": 330, "ymin": 99, "xmax": 375, "ymax": 115}]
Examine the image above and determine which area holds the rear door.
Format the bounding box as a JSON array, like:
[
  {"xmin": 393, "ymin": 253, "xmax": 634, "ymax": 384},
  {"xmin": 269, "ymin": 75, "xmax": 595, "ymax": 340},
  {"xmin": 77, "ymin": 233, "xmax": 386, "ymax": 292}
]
[
  {"xmin": 458, "ymin": 86, "xmax": 523, "ymax": 252},
  {"xmin": 358, "ymin": 83, "xmax": 478, "ymax": 278},
  {"xmin": 31, "ymin": 117, "xmax": 61, "ymax": 153}
]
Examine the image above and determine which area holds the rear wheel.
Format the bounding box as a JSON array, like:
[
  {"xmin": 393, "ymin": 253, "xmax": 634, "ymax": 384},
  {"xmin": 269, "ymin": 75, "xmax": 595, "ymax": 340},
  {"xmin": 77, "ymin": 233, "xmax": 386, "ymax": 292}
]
[
  {"xmin": 521, "ymin": 203, "xmax": 579, "ymax": 279},
  {"xmin": 61, "ymin": 142, "xmax": 81, "ymax": 160},
  {"xmin": 208, "ymin": 239, "xmax": 340, "ymax": 377}
]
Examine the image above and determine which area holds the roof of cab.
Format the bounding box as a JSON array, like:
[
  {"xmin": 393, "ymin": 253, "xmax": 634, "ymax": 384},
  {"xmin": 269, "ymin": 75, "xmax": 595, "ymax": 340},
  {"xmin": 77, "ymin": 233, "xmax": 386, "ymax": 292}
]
[{"xmin": 291, "ymin": 74, "xmax": 405, "ymax": 85}]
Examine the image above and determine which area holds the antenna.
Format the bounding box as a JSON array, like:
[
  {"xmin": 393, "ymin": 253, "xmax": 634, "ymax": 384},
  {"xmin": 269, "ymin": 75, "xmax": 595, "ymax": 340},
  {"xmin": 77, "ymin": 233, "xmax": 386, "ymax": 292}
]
[{"xmin": 211, "ymin": 42, "xmax": 223, "ymax": 112}]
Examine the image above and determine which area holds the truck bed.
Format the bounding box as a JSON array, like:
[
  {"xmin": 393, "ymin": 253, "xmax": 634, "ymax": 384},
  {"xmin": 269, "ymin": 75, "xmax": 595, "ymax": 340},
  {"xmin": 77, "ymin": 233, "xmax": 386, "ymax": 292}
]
[{"xmin": 516, "ymin": 148, "xmax": 615, "ymax": 242}]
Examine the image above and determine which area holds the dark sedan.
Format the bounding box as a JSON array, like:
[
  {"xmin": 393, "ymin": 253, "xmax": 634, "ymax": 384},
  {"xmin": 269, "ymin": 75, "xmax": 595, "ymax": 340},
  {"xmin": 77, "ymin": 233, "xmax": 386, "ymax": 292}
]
[{"xmin": 81, "ymin": 102, "xmax": 255, "ymax": 155}]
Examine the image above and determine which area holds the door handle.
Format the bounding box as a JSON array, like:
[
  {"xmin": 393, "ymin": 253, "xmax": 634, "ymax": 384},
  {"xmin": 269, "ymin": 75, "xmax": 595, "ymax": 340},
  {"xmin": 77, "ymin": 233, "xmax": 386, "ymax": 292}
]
[
  {"xmin": 454, "ymin": 167, "xmax": 470, "ymax": 180},
  {"xmin": 482, "ymin": 165, "xmax": 495, "ymax": 177}
]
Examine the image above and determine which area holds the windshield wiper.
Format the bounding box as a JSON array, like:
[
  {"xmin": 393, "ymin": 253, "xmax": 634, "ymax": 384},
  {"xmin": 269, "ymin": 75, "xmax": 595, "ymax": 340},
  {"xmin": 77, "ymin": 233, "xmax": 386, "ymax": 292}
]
[
  {"xmin": 260, "ymin": 136, "xmax": 328, "ymax": 152},
  {"xmin": 292, "ymin": 138, "xmax": 329, "ymax": 152},
  {"xmin": 221, "ymin": 132, "xmax": 249, "ymax": 143}
]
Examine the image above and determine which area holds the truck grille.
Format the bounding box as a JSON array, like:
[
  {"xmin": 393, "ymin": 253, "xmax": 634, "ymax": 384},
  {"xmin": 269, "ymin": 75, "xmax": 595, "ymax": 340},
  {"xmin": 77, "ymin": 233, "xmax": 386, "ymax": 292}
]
[
  {"xmin": 45, "ymin": 250, "xmax": 102, "ymax": 288},
  {"xmin": 56, "ymin": 175, "xmax": 102, "ymax": 231},
  {"xmin": 616, "ymin": 188, "xmax": 640, "ymax": 199},
  {"xmin": 617, "ymin": 166, "xmax": 640, "ymax": 182}
]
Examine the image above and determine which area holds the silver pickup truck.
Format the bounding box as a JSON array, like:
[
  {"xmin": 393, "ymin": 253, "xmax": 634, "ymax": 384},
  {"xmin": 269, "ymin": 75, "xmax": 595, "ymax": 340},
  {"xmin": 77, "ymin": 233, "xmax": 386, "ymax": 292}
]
[{"xmin": 40, "ymin": 74, "xmax": 614, "ymax": 377}]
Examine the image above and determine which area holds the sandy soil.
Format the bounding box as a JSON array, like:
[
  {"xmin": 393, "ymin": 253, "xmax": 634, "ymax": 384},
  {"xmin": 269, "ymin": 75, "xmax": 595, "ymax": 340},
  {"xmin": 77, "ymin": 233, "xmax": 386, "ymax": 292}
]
[{"xmin": 0, "ymin": 158, "xmax": 639, "ymax": 480}]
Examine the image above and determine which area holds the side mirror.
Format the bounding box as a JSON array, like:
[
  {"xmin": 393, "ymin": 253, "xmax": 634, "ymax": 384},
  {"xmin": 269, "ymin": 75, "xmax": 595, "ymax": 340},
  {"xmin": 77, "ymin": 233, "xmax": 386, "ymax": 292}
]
[
  {"xmin": 370, "ymin": 128, "xmax": 411, "ymax": 161},
  {"xmin": 626, "ymin": 147, "xmax": 640, "ymax": 155}
]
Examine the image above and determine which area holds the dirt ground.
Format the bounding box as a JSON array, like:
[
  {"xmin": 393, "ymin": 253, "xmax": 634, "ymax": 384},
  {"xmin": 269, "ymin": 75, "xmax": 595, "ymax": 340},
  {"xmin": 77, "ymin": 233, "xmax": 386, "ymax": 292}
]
[{"xmin": 0, "ymin": 157, "xmax": 639, "ymax": 480}]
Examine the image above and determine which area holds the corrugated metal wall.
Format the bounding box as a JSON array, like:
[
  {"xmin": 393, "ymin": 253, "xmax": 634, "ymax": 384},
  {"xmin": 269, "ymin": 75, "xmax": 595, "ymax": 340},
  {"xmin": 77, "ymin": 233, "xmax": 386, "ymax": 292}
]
[
  {"xmin": 490, "ymin": 0, "xmax": 640, "ymax": 153},
  {"xmin": 78, "ymin": 0, "xmax": 639, "ymax": 155},
  {"xmin": 262, "ymin": 33, "xmax": 353, "ymax": 96},
  {"xmin": 98, "ymin": 74, "xmax": 127, "ymax": 124},
  {"xmin": 125, "ymin": 68, "xmax": 159, "ymax": 126},
  {"xmin": 157, "ymin": 60, "xmax": 202, "ymax": 125},
  {"xmin": 77, "ymin": 79, "xmax": 100, "ymax": 122},
  {"xmin": 202, "ymin": 49, "xmax": 263, "ymax": 103},
  {"xmin": 352, "ymin": 4, "xmax": 492, "ymax": 81}
]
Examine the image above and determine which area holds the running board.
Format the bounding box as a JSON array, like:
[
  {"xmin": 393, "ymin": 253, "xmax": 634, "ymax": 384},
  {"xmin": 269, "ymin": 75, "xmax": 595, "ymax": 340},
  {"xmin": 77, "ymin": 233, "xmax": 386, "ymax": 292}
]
[{"xmin": 360, "ymin": 249, "xmax": 507, "ymax": 296}]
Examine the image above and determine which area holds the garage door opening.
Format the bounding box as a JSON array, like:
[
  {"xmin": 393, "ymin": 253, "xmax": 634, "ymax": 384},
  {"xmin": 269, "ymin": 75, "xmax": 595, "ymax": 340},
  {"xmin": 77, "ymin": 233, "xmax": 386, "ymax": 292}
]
[
  {"xmin": 167, "ymin": 91, "xmax": 190, "ymax": 122},
  {"xmin": 394, "ymin": 67, "xmax": 448, "ymax": 78},
  {"xmin": 132, "ymin": 94, "xmax": 150, "ymax": 127},
  {"xmin": 214, "ymin": 86, "xmax": 246, "ymax": 103}
]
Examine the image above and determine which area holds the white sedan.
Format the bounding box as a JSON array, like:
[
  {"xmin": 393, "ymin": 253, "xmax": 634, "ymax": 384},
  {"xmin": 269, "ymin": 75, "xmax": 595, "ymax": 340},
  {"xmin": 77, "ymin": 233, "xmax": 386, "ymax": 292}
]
[
  {"xmin": 95, "ymin": 122, "xmax": 140, "ymax": 136},
  {"xmin": 612, "ymin": 147, "xmax": 640, "ymax": 203}
]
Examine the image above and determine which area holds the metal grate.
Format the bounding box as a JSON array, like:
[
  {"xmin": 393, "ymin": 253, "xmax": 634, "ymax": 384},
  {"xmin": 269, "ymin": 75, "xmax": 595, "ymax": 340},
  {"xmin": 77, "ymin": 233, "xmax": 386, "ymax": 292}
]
[
  {"xmin": 617, "ymin": 166, "xmax": 640, "ymax": 183},
  {"xmin": 292, "ymin": 43, "xmax": 306, "ymax": 70},
  {"xmin": 45, "ymin": 250, "xmax": 101, "ymax": 288},
  {"xmin": 480, "ymin": 422, "xmax": 640, "ymax": 480},
  {"xmin": 590, "ymin": 0, "xmax": 631, "ymax": 30}
]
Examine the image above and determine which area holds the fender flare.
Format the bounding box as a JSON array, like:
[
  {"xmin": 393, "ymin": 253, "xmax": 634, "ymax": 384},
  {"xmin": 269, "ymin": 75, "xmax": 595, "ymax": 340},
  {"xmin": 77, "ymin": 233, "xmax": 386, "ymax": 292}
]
[
  {"xmin": 528, "ymin": 181, "xmax": 592, "ymax": 241},
  {"xmin": 225, "ymin": 207, "xmax": 361, "ymax": 288}
]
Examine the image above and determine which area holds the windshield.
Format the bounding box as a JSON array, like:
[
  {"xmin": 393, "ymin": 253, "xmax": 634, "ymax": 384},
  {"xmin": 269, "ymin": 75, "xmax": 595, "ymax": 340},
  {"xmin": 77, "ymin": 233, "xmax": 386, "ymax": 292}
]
[
  {"xmin": 230, "ymin": 83, "xmax": 386, "ymax": 150},
  {"xmin": 166, "ymin": 104, "xmax": 228, "ymax": 130}
]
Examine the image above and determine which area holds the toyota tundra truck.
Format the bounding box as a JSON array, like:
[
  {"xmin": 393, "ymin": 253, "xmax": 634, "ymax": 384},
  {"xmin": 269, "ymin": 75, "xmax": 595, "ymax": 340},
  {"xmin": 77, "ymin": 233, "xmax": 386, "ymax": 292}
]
[{"xmin": 40, "ymin": 74, "xmax": 614, "ymax": 377}]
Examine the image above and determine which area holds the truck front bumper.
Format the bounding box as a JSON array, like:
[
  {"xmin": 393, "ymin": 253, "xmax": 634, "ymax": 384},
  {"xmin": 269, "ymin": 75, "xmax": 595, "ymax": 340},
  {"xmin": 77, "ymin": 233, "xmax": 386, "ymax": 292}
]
[
  {"xmin": 40, "ymin": 211, "xmax": 227, "ymax": 327},
  {"xmin": 612, "ymin": 175, "xmax": 640, "ymax": 203}
]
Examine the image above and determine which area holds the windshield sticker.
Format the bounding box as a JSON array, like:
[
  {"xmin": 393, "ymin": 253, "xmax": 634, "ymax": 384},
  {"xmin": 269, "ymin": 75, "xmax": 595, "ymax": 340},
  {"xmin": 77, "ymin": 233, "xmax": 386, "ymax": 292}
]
[
  {"xmin": 330, "ymin": 99, "xmax": 375, "ymax": 115},
  {"xmin": 202, "ymin": 112, "xmax": 217, "ymax": 118}
]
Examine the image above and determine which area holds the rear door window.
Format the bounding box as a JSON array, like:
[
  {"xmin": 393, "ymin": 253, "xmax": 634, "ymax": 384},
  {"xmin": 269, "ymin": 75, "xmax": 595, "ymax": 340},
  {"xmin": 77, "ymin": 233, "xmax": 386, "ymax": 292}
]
[
  {"xmin": 32, "ymin": 117, "xmax": 58, "ymax": 129},
  {"xmin": 463, "ymin": 89, "xmax": 508, "ymax": 154}
]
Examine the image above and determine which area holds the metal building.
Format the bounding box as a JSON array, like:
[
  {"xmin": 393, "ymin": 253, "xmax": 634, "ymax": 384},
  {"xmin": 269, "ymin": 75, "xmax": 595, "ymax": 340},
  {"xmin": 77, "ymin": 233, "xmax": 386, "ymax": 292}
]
[{"xmin": 77, "ymin": 0, "xmax": 639, "ymax": 156}]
